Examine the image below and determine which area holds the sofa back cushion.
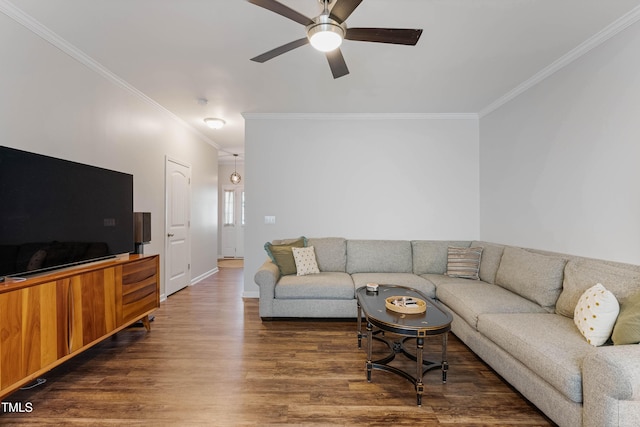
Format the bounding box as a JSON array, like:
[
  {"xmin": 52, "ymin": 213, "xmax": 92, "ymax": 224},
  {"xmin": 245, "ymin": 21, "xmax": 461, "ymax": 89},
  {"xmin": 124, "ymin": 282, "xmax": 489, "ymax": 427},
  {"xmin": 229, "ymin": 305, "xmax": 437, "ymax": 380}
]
[
  {"xmin": 556, "ymin": 259, "xmax": 640, "ymax": 318},
  {"xmin": 347, "ymin": 240, "xmax": 412, "ymax": 274},
  {"xmin": 307, "ymin": 237, "xmax": 347, "ymax": 272},
  {"xmin": 471, "ymin": 241, "xmax": 505, "ymax": 284},
  {"xmin": 411, "ymin": 240, "xmax": 471, "ymax": 275},
  {"xmin": 495, "ymin": 246, "xmax": 567, "ymax": 309}
]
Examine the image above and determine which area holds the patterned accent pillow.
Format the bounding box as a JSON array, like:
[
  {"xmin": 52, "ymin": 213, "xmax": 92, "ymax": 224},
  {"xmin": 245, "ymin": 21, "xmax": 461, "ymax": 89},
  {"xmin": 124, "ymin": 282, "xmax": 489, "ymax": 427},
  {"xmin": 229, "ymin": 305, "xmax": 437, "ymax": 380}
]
[
  {"xmin": 446, "ymin": 246, "xmax": 483, "ymax": 280},
  {"xmin": 574, "ymin": 283, "xmax": 620, "ymax": 346},
  {"xmin": 292, "ymin": 246, "xmax": 320, "ymax": 276},
  {"xmin": 612, "ymin": 291, "xmax": 640, "ymax": 345}
]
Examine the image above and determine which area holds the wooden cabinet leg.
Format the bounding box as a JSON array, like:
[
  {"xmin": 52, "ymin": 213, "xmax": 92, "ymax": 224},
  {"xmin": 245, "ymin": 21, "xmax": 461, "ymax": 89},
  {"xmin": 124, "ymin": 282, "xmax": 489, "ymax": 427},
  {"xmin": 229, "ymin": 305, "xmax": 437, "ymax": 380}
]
[{"xmin": 142, "ymin": 315, "xmax": 151, "ymax": 331}]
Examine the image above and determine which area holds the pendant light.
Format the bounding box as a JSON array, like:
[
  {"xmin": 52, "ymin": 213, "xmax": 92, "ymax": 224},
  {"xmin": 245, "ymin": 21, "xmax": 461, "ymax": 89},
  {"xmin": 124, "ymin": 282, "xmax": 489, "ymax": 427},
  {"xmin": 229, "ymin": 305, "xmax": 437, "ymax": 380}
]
[{"xmin": 230, "ymin": 154, "xmax": 241, "ymax": 184}]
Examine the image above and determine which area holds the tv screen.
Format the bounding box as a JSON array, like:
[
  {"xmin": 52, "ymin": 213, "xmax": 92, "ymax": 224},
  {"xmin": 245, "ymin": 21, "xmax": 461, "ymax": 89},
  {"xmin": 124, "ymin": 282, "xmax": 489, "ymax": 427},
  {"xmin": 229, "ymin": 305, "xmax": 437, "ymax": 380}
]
[{"xmin": 0, "ymin": 146, "xmax": 134, "ymax": 280}]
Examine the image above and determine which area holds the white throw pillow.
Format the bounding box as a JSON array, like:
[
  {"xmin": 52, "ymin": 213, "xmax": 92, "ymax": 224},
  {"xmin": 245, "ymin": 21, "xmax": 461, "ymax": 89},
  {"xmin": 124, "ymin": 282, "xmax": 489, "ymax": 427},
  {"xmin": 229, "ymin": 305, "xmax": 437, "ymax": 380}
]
[
  {"xmin": 574, "ymin": 283, "xmax": 620, "ymax": 346},
  {"xmin": 292, "ymin": 246, "xmax": 320, "ymax": 276}
]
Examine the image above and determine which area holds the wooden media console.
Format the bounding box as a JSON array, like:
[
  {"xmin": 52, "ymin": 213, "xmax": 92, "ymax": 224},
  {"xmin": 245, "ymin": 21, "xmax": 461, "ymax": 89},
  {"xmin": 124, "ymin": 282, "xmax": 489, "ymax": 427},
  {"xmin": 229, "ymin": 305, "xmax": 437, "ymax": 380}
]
[{"xmin": 0, "ymin": 254, "xmax": 160, "ymax": 399}]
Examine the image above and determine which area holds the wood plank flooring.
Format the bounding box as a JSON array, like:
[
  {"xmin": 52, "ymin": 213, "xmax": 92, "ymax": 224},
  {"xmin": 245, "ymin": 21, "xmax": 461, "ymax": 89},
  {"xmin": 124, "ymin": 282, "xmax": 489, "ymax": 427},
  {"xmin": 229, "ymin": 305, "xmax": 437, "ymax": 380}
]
[{"xmin": 1, "ymin": 266, "xmax": 555, "ymax": 426}]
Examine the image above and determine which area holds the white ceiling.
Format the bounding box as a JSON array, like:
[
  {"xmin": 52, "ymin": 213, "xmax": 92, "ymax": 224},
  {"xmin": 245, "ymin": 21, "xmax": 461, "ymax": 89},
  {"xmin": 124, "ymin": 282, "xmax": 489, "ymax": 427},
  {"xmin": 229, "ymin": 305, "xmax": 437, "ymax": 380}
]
[{"xmin": 6, "ymin": 0, "xmax": 640, "ymax": 162}]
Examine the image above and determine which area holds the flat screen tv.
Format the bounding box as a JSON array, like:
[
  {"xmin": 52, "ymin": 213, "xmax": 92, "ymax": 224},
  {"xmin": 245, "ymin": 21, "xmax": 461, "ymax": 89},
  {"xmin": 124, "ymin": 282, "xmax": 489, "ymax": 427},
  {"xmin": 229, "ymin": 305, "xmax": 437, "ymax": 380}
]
[{"xmin": 0, "ymin": 146, "xmax": 134, "ymax": 281}]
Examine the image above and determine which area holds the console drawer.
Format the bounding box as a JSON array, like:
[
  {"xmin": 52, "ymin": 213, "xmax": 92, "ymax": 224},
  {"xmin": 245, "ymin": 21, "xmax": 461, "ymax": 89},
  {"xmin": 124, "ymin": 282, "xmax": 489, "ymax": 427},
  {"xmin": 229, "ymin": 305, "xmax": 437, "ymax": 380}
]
[{"xmin": 121, "ymin": 257, "xmax": 159, "ymax": 324}]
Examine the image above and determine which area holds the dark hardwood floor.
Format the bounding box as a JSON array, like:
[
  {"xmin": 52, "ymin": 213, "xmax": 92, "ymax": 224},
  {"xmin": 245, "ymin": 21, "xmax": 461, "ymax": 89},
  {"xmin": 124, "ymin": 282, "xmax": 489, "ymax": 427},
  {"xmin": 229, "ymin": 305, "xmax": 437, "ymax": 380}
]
[{"xmin": 1, "ymin": 265, "xmax": 555, "ymax": 426}]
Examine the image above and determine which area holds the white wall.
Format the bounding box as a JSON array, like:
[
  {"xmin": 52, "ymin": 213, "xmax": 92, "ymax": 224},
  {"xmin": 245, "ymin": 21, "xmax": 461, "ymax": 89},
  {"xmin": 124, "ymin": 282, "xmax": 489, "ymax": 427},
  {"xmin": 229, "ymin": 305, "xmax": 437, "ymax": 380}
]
[
  {"xmin": 244, "ymin": 115, "xmax": 479, "ymax": 296},
  {"xmin": 0, "ymin": 12, "xmax": 219, "ymax": 296},
  {"xmin": 479, "ymin": 21, "xmax": 640, "ymax": 263}
]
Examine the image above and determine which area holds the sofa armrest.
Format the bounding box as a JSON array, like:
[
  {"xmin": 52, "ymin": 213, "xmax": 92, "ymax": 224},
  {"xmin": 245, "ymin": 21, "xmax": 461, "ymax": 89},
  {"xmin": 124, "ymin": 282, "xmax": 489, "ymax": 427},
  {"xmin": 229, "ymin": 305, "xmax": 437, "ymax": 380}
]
[
  {"xmin": 254, "ymin": 259, "xmax": 280, "ymax": 294},
  {"xmin": 254, "ymin": 260, "xmax": 280, "ymax": 318},
  {"xmin": 583, "ymin": 345, "xmax": 640, "ymax": 427}
]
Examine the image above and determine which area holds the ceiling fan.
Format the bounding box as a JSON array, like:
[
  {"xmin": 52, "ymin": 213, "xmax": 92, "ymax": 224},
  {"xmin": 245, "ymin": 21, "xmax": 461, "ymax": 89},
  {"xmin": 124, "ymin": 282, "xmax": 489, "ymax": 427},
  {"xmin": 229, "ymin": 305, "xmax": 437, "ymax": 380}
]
[{"xmin": 248, "ymin": 0, "xmax": 423, "ymax": 79}]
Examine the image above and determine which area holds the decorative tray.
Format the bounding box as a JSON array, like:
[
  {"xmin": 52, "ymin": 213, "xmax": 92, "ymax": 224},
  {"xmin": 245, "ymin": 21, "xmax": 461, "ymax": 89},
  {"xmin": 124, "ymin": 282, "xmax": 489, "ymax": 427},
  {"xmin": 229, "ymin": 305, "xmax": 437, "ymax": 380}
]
[{"xmin": 385, "ymin": 296, "xmax": 427, "ymax": 314}]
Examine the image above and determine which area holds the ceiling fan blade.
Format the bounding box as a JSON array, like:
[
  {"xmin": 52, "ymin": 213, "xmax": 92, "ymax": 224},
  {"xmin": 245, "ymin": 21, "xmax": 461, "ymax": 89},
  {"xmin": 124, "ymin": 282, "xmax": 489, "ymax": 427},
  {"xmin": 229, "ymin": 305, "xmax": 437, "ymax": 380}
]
[
  {"xmin": 329, "ymin": 0, "xmax": 363, "ymax": 23},
  {"xmin": 247, "ymin": 0, "xmax": 314, "ymax": 26},
  {"xmin": 345, "ymin": 28, "xmax": 423, "ymax": 45},
  {"xmin": 250, "ymin": 38, "xmax": 309, "ymax": 63},
  {"xmin": 326, "ymin": 48, "xmax": 349, "ymax": 79}
]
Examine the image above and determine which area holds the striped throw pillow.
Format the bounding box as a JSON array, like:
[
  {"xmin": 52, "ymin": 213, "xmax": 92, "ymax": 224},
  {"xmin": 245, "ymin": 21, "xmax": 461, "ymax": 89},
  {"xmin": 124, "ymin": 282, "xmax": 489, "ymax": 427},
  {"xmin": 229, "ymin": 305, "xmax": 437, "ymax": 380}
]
[{"xmin": 446, "ymin": 246, "xmax": 483, "ymax": 280}]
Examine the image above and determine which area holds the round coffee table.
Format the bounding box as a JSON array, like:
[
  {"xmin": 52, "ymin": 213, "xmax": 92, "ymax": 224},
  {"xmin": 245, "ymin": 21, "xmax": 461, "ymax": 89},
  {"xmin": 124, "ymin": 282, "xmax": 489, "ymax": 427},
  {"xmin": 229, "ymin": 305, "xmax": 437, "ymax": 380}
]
[{"xmin": 356, "ymin": 284, "xmax": 452, "ymax": 406}]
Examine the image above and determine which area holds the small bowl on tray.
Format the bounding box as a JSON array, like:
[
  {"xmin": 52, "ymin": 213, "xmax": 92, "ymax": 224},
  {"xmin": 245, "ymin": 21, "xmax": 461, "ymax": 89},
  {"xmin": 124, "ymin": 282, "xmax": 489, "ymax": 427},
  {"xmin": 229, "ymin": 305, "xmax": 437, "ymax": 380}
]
[{"xmin": 385, "ymin": 296, "xmax": 427, "ymax": 314}]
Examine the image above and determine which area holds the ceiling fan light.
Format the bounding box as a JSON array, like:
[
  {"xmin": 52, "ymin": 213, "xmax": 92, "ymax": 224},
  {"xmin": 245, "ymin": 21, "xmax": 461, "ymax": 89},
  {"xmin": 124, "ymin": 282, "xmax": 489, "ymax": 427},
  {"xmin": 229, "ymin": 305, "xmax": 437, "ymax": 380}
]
[
  {"xmin": 307, "ymin": 14, "xmax": 345, "ymax": 52},
  {"xmin": 204, "ymin": 117, "xmax": 225, "ymax": 129},
  {"xmin": 309, "ymin": 26, "xmax": 343, "ymax": 52}
]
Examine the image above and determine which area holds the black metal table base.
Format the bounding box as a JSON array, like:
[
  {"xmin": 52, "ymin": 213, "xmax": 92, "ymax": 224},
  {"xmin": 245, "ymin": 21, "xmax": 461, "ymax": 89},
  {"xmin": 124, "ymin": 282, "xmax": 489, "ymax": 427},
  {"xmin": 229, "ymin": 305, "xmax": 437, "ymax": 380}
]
[
  {"xmin": 356, "ymin": 286, "xmax": 452, "ymax": 407},
  {"xmin": 364, "ymin": 324, "xmax": 448, "ymax": 406}
]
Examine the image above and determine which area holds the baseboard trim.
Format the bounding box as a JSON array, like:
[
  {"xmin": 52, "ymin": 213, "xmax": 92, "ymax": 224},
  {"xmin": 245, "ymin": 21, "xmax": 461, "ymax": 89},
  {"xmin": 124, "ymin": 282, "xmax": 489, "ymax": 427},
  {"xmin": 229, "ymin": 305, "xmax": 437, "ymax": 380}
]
[
  {"xmin": 242, "ymin": 291, "xmax": 259, "ymax": 299},
  {"xmin": 191, "ymin": 267, "xmax": 218, "ymax": 285}
]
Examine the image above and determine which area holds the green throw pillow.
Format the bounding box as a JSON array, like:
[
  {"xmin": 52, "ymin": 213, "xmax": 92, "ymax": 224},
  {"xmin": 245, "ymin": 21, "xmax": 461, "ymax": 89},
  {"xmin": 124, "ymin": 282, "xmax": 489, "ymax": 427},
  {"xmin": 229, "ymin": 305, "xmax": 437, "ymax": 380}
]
[
  {"xmin": 264, "ymin": 237, "xmax": 306, "ymax": 276},
  {"xmin": 612, "ymin": 291, "xmax": 640, "ymax": 345}
]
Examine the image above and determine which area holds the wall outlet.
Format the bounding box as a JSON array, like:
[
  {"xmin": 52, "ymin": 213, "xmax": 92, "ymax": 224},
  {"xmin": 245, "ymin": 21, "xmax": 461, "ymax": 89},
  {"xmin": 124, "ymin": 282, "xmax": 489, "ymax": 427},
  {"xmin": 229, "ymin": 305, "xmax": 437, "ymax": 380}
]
[{"xmin": 264, "ymin": 216, "xmax": 276, "ymax": 224}]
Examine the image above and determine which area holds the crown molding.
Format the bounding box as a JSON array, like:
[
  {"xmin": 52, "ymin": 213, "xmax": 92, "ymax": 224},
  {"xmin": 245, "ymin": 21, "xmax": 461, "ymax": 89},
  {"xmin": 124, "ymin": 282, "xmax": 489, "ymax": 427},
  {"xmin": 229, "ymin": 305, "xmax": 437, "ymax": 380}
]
[
  {"xmin": 479, "ymin": 5, "xmax": 640, "ymax": 118},
  {"xmin": 0, "ymin": 0, "xmax": 219, "ymax": 149},
  {"xmin": 242, "ymin": 112, "xmax": 478, "ymax": 120},
  {"xmin": 5, "ymin": 0, "xmax": 637, "ymax": 132}
]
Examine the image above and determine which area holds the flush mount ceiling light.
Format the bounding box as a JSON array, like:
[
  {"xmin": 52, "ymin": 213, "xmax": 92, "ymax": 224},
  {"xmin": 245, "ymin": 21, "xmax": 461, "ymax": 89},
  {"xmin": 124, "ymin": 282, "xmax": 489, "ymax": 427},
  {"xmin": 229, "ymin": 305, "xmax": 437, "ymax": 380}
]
[
  {"xmin": 204, "ymin": 118, "xmax": 225, "ymax": 129},
  {"xmin": 230, "ymin": 154, "xmax": 241, "ymax": 185}
]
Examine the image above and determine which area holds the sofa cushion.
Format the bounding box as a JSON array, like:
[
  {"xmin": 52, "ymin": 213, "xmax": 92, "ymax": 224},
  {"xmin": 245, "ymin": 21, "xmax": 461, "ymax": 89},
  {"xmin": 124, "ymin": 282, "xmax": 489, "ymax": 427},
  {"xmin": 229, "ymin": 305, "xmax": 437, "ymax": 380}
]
[
  {"xmin": 411, "ymin": 240, "xmax": 471, "ymax": 275},
  {"xmin": 574, "ymin": 283, "xmax": 620, "ymax": 346},
  {"xmin": 556, "ymin": 259, "xmax": 640, "ymax": 318},
  {"xmin": 292, "ymin": 246, "xmax": 320, "ymax": 276},
  {"xmin": 264, "ymin": 237, "xmax": 306, "ymax": 276},
  {"xmin": 346, "ymin": 240, "xmax": 412, "ymax": 274},
  {"xmin": 351, "ymin": 273, "xmax": 436, "ymax": 299},
  {"xmin": 478, "ymin": 313, "xmax": 596, "ymax": 403},
  {"xmin": 446, "ymin": 246, "xmax": 483, "ymax": 280},
  {"xmin": 275, "ymin": 272, "xmax": 354, "ymax": 299},
  {"xmin": 495, "ymin": 247, "xmax": 567, "ymax": 310},
  {"xmin": 431, "ymin": 277, "xmax": 547, "ymax": 329},
  {"xmin": 612, "ymin": 291, "xmax": 640, "ymax": 345},
  {"xmin": 471, "ymin": 241, "xmax": 505, "ymax": 284},
  {"xmin": 307, "ymin": 237, "xmax": 347, "ymax": 272}
]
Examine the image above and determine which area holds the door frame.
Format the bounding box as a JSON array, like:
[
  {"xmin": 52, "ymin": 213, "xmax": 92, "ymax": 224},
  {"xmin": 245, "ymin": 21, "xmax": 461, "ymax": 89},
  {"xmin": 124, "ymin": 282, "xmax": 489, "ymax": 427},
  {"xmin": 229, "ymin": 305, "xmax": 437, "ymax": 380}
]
[{"xmin": 221, "ymin": 184, "xmax": 245, "ymax": 258}]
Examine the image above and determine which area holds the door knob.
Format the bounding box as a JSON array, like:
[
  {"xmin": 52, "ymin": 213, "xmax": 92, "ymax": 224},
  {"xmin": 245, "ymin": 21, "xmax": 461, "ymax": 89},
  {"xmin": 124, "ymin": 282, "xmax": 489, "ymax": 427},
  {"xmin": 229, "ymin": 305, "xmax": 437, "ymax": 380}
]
[{"xmin": 167, "ymin": 233, "xmax": 175, "ymax": 237}]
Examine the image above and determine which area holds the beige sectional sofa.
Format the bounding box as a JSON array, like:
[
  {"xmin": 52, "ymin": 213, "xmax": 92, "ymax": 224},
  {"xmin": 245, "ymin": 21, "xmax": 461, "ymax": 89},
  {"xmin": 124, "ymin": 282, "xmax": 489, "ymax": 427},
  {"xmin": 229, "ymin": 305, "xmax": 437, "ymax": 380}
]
[{"xmin": 254, "ymin": 238, "xmax": 640, "ymax": 427}]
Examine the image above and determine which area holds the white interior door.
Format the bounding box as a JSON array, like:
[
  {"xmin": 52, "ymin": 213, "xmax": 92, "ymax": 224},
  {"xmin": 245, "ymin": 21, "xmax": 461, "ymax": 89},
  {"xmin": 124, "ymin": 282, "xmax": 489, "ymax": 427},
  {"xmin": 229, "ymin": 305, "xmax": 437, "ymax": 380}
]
[
  {"xmin": 165, "ymin": 157, "xmax": 191, "ymax": 296},
  {"xmin": 221, "ymin": 185, "xmax": 244, "ymax": 258}
]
